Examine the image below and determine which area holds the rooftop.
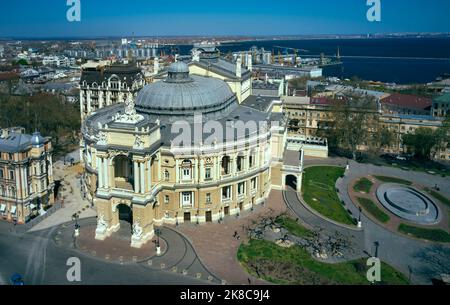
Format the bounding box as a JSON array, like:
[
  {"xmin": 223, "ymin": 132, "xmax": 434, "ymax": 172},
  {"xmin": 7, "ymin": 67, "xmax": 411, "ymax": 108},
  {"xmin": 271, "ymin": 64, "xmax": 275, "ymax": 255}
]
[{"xmin": 381, "ymin": 93, "xmax": 432, "ymax": 110}]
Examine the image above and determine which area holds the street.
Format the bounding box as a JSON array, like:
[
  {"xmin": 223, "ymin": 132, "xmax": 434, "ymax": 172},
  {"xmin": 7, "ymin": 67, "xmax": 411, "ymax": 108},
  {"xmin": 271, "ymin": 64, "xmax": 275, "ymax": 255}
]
[{"xmin": 0, "ymin": 222, "xmax": 208, "ymax": 285}]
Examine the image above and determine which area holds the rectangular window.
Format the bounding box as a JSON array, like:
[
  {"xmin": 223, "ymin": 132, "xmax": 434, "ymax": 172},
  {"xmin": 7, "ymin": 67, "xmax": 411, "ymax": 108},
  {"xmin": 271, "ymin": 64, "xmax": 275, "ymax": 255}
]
[
  {"xmin": 238, "ymin": 182, "xmax": 245, "ymax": 195},
  {"xmin": 206, "ymin": 193, "xmax": 211, "ymax": 204},
  {"xmin": 205, "ymin": 168, "xmax": 211, "ymax": 180},
  {"xmin": 222, "ymin": 186, "xmax": 232, "ymax": 200},
  {"xmin": 182, "ymin": 168, "xmax": 191, "ymax": 180},
  {"xmin": 9, "ymin": 170, "xmax": 14, "ymax": 180},
  {"xmin": 251, "ymin": 177, "xmax": 257, "ymax": 190},
  {"xmin": 182, "ymin": 192, "xmax": 191, "ymax": 206},
  {"xmin": 0, "ymin": 169, "xmax": 3, "ymax": 179}
]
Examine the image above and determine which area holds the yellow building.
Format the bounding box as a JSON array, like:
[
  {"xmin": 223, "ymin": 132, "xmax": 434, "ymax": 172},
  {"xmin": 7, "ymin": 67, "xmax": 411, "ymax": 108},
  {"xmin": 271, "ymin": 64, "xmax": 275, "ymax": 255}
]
[
  {"xmin": 0, "ymin": 127, "xmax": 54, "ymax": 223},
  {"xmin": 81, "ymin": 62, "xmax": 301, "ymax": 248}
]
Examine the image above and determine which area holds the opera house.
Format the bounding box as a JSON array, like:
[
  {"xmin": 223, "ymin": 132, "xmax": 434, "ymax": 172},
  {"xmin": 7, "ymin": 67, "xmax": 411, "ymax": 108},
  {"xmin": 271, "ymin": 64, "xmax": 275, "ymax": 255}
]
[{"xmin": 81, "ymin": 61, "xmax": 303, "ymax": 248}]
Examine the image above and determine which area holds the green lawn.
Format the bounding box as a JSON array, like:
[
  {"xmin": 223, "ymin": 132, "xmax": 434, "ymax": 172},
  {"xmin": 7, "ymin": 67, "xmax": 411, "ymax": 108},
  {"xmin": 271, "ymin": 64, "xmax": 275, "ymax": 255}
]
[
  {"xmin": 353, "ymin": 177, "xmax": 374, "ymax": 193},
  {"xmin": 357, "ymin": 197, "xmax": 390, "ymax": 223},
  {"xmin": 398, "ymin": 224, "xmax": 450, "ymax": 243},
  {"xmin": 374, "ymin": 176, "xmax": 412, "ymax": 185},
  {"xmin": 275, "ymin": 216, "xmax": 312, "ymax": 238},
  {"xmin": 302, "ymin": 166, "xmax": 355, "ymax": 226},
  {"xmin": 237, "ymin": 239, "xmax": 409, "ymax": 285},
  {"xmin": 424, "ymin": 188, "xmax": 450, "ymax": 208}
]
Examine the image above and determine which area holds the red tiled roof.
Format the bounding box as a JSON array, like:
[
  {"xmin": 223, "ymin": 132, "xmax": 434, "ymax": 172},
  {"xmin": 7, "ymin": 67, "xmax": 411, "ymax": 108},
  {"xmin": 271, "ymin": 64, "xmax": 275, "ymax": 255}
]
[
  {"xmin": 381, "ymin": 93, "xmax": 431, "ymax": 110},
  {"xmin": 0, "ymin": 72, "xmax": 19, "ymax": 81}
]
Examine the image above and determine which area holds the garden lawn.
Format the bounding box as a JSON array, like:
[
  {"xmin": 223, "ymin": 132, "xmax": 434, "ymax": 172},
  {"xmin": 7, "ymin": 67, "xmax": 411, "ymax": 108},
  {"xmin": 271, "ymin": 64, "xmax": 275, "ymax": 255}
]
[
  {"xmin": 398, "ymin": 224, "xmax": 450, "ymax": 243},
  {"xmin": 356, "ymin": 197, "xmax": 390, "ymax": 223},
  {"xmin": 353, "ymin": 177, "xmax": 373, "ymax": 193},
  {"xmin": 302, "ymin": 166, "xmax": 355, "ymax": 226},
  {"xmin": 374, "ymin": 176, "xmax": 412, "ymax": 185},
  {"xmin": 237, "ymin": 239, "xmax": 408, "ymax": 285}
]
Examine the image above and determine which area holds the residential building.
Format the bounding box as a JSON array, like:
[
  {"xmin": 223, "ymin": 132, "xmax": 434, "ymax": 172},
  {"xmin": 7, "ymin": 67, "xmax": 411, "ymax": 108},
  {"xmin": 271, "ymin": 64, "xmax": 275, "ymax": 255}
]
[{"xmin": 0, "ymin": 127, "xmax": 54, "ymax": 223}]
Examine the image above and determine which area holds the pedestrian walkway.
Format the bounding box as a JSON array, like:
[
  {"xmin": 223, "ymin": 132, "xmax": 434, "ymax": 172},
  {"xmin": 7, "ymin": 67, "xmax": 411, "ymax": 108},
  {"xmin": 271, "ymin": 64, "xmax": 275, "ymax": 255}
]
[
  {"xmin": 29, "ymin": 161, "xmax": 96, "ymax": 232},
  {"xmin": 178, "ymin": 190, "xmax": 286, "ymax": 285}
]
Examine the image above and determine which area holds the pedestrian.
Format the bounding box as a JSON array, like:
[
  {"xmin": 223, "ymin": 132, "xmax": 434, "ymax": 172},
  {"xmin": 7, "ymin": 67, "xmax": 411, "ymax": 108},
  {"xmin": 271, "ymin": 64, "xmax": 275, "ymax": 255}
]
[
  {"xmin": 248, "ymin": 278, "xmax": 251, "ymax": 285},
  {"xmin": 233, "ymin": 231, "xmax": 237, "ymax": 238}
]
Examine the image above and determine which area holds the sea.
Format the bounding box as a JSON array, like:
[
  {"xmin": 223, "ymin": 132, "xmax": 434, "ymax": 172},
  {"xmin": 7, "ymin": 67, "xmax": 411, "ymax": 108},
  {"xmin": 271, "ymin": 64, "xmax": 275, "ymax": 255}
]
[{"xmin": 177, "ymin": 38, "xmax": 450, "ymax": 84}]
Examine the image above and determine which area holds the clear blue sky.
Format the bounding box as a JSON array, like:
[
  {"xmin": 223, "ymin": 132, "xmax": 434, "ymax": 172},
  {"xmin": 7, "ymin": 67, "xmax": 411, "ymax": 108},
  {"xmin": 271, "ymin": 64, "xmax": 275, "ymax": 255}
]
[{"xmin": 1, "ymin": 0, "xmax": 450, "ymax": 37}]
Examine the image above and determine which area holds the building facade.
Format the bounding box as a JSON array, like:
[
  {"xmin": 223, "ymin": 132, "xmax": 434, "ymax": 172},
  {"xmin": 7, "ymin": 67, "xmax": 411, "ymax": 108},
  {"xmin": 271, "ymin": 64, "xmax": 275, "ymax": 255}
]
[
  {"xmin": 283, "ymin": 95, "xmax": 450, "ymax": 161},
  {"xmin": 0, "ymin": 128, "xmax": 54, "ymax": 223},
  {"xmin": 81, "ymin": 62, "xmax": 300, "ymax": 248},
  {"xmin": 79, "ymin": 61, "xmax": 146, "ymax": 122}
]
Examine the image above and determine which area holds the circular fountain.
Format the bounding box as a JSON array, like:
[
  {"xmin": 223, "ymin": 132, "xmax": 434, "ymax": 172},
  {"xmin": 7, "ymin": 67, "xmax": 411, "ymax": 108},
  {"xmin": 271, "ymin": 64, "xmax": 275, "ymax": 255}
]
[{"xmin": 376, "ymin": 184, "xmax": 440, "ymax": 225}]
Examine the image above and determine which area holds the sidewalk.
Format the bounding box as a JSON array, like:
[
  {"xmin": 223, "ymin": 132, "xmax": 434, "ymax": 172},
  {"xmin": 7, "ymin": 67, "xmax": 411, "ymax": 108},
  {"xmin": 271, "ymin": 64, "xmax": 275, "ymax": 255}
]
[
  {"xmin": 178, "ymin": 190, "xmax": 286, "ymax": 285},
  {"xmin": 29, "ymin": 161, "xmax": 96, "ymax": 232}
]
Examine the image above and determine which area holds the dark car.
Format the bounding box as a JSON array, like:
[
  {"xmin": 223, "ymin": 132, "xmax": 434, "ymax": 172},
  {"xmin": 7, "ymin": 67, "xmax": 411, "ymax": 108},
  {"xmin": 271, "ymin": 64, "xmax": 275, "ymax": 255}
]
[{"xmin": 10, "ymin": 274, "xmax": 24, "ymax": 285}]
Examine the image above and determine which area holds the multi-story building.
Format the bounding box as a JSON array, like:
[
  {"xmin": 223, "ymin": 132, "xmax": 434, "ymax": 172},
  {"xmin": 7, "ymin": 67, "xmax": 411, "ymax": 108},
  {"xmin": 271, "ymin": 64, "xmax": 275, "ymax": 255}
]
[
  {"xmin": 283, "ymin": 95, "xmax": 450, "ymax": 161},
  {"xmin": 79, "ymin": 61, "xmax": 146, "ymax": 122},
  {"xmin": 0, "ymin": 127, "xmax": 54, "ymax": 224},
  {"xmin": 432, "ymin": 93, "xmax": 450, "ymax": 117},
  {"xmin": 81, "ymin": 62, "xmax": 301, "ymax": 248}
]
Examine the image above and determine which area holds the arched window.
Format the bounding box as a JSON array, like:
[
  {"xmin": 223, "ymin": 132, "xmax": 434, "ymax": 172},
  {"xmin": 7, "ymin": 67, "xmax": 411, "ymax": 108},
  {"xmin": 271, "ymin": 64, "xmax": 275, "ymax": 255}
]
[{"xmin": 164, "ymin": 170, "xmax": 170, "ymax": 181}]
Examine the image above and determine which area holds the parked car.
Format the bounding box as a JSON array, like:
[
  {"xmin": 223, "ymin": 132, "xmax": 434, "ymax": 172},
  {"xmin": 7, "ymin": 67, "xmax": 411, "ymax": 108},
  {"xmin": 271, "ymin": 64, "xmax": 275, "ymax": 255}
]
[{"xmin": 10, "ymin": 274, "xmax": 24, "ymax": 285}]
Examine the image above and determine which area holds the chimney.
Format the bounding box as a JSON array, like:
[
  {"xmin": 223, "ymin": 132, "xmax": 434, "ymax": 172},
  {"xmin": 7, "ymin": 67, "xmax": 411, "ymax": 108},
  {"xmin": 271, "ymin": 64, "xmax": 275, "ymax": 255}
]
[{"xmin": 236, "ymin": 56, "xmax": 242, "ymax": 78}]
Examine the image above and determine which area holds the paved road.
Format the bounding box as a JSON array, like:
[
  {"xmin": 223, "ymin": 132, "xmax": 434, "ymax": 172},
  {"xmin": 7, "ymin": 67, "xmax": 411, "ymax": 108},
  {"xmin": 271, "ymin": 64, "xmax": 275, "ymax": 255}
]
[
  {"xmin": 283, "ymin": 190, "xmax": 365, "ymax": 261},
  {"xmin": 295, "ymin": 157, "xmax": 450, "ymax": 284},
  {"xmin": 0, "ymin": 221, "xmax": 209, "ymax": 285}
]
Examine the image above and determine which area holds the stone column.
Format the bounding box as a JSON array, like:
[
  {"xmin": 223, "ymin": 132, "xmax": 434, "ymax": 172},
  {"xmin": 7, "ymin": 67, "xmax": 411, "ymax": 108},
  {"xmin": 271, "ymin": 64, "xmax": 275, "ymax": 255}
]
[
  {"xmin": 86, "ymin": 89, "xmax": 91, "ymax": 115},
  {"xmin": 103, "ymin": 158, "xmax": 109, "ymax": 189},
  {"xmin": 175, "ymin": 159, "xmax": 180, "ymax": 182},
  {"xmin": 98, "ymin": 91, "xmax": 104, "ymax": 109},
  {"xmin": 134, "ymin": 161, "xmax": 140, "ymax": 193},
  {"xmin": 140, "ymin": 162, "xmax": 145, "ymax": 194},
  {"xmin": 97, "ymin": 157, "xmax": 103, "ymax": 189},
  {"xmin": 147, "ymin": 159, "xmax": 152, "ymax": 190}
]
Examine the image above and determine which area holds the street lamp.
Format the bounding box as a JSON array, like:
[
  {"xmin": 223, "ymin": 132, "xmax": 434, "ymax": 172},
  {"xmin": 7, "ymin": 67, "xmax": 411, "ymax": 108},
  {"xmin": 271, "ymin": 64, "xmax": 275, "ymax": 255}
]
[
  {"xmin": 357, "ymin": 206, "xmax": 362, "ymax": 228},
  {"xmin": 72, "ymin": 213, "xmax": 80, "ymax": 237},
  {"xmin": 374, "ymin": 241, "xmax": 379, "ymax": 258},
  {"xmin": 155, "ymin": 228, "xmax": 162, "ymax": 256}
]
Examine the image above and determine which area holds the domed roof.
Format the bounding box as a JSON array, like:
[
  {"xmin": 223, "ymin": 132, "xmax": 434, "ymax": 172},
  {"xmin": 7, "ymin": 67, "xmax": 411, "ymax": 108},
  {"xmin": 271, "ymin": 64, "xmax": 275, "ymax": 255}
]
[
  {"xmin": 167, "ymin": 61, "xmax": 189, "ymax": 73},
  {"xmin": 31, "ymin": 132, "xmax": 45, "ymax": 147},
  {"xmin": 135, "ymin": 62, "xmax": 237, "ymax": 118}
]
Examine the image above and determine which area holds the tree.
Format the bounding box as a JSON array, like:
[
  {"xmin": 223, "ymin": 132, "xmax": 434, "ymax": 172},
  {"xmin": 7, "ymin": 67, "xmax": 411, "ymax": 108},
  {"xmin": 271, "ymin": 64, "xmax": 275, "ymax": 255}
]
[
  {"xmin": 434, "ymin": 115, "xmax": 450, "ymax": 158},
  {"xmin": 372, "ymin": 126, "xmax": 396, "ymax": 153},
  {"xmin": 402, "ymin": 128, "xmax": 438, "ymax": 160},
  {"xmin": 324, "ymin": 95, "xmax": 378, "ymax": 159}
]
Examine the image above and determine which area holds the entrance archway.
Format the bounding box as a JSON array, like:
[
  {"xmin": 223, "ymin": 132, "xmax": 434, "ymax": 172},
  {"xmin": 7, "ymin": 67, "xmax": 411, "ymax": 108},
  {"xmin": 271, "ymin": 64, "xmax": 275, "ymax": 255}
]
[
  {"xmin": 285, "ymin": 175, "xmax": 298, "ymax": 191},
  {"xmin": 117, "ymin": 204, "xmax": 132, "ymax": 223}
]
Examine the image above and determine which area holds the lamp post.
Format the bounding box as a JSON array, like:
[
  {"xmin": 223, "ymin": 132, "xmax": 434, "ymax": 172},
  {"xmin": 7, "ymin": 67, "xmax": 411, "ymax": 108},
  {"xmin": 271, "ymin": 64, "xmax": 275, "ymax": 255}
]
[
  {"xmin": 72, "ymin": 213, "xmax": 80, "ymax": 237},
  {"xmin": 155, "ymin": 228, "xmax": 162, "ymax": 256},
  {"xmin": 374, "ymin": 241, "xmax": 379, "ymax": 258},
  {"xmin": 357, "ymin": 206, "xmax": 362, "ymax": 228}
]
